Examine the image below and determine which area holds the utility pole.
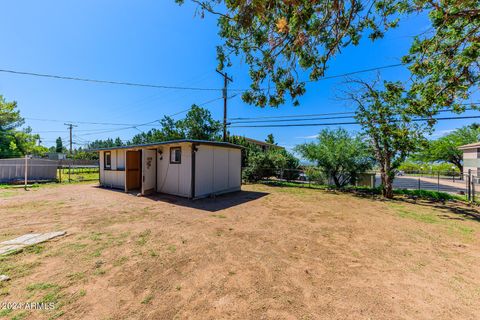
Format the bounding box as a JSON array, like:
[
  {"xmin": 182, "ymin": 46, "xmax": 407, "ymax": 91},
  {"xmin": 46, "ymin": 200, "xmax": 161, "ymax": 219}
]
[
  {"xmin": 64, "ymin": 123, "xmax": 77, "ymax": 182},
  {"xmin": 216, "ymin": 70, "xmax": 233, "ymax": 142}
]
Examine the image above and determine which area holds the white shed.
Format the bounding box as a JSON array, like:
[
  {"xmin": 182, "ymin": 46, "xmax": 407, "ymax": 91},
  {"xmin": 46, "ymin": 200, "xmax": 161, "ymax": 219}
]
[{"xmin": 94, "ymin": 139, "xmax": 242, "ymax": 199}]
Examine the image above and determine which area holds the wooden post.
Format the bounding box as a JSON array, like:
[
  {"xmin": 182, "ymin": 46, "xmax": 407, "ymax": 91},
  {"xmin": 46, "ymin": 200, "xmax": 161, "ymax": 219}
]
[
  {"xmin": 437, "ymin": 172, "xmax": 440, "ymax": 192},
  {"xmin": 24, "ymin": 155, "xmax": 28, "ymax": 190}
]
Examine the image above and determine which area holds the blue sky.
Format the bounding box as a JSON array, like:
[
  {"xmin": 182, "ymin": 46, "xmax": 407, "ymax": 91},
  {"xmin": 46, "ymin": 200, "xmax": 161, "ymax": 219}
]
[{"xmin": 0, "ymin": 1, "xmax": 477, "ymax": 151}]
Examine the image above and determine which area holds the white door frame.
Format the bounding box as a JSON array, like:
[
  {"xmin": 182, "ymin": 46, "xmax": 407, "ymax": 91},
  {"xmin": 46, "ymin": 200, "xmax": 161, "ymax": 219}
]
[{"xmin": 141, "ymin": 149, "xmax": 157, "ymax": 195}]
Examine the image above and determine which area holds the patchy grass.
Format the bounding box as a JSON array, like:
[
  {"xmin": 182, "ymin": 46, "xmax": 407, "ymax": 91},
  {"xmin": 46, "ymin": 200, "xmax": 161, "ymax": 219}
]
[
  {"xmin": 141, "ymin": 294, "xmax": 154, "ymax": 304},
  {"xmin": 136, "ymin": 229, "xmax": 151, "ymax": 246},
  {"xmin": 390, "ymin": 203, "xmax": 476, "ymax": 240},
  {"xmin": 391, "ymin": 204, "xmax": 441, "ymax": 224},
  {"xmin": 0, "ymin": 183, "xmax": 479, "ymax": 319}
]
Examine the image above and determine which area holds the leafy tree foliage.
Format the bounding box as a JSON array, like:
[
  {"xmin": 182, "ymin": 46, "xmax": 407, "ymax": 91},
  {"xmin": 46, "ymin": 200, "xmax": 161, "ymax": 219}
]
[
  {"xmin": 265, "ymin": 133, "xmax": 276, "ymax": 145},
  {"xmin": 346, "ymin": 79, "xmax": 427, "ymax": 198},
  {"xmin": 229, "ymin": 134, "xmax": 299, "ymax": 181},
  {"xmin": 0, "ymin": 95, "xmax": 46, "ymax": 158},
  {"xmin": 403, "ymin": 0, "xmax": 480, "ymax": 114},
  {"xmin": 242, "ymin": 148, "xmax": 299, "ymax": 182},
  {"xmin": 398, "ymin": 159, "xmax": 460, "ymax": 173},
  {"xmin": 131, "ymin": 105, "xmax": 221, "ymax": 144},
  {"xmin": 55, "ymin": 137, "xmax": 64, "ymax": 153},
  {"xmin": 87, "ymin": 138, "xmax": 123, "ymax": 150},
  {"xmin": 178, "ymin": 0, "xmax": 478, "ymax": 111},
  {"xmin": 414, "ymin": 124, "xmax": 480, "ymax": 173},
  {"xmin": 295, "ymin": 128, "xmax": 373, "ymax": 187}
]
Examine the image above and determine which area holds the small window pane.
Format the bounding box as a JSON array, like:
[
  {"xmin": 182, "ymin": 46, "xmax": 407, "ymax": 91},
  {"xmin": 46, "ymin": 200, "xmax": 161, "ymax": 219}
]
[
  {"xmin": 104, "ymin": 152, "xmax": 111, "ymax": 169},
  {"xmin": 170, "ymin": 147, "xmax": 181, "ymax": 164}
]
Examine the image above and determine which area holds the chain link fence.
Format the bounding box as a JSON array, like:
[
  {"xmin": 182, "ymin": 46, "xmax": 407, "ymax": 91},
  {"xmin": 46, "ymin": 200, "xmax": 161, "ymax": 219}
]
[
  {"xmin": 243, "ymin": 167, "xmax": 478, "ymax": 202},
  {"xmin": 0, "ymin": 158, "xmax": 99, "ymax": 185}
]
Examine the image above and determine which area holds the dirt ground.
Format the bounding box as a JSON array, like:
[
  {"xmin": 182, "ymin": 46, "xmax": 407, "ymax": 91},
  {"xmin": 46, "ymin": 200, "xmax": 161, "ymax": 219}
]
[{"xmin": 0, "ymin": 183, "xmax": 480, "ymax": 320}]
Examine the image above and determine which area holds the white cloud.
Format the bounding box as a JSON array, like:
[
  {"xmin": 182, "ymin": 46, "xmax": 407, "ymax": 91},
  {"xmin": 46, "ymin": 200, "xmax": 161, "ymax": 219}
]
[
  {"xmin": 429, "ymin": 129, "xmax": 455, "ymax": 138},
  {"xmin": 295, "ymin": 135, "xmax": 318, "ymax": 139}
]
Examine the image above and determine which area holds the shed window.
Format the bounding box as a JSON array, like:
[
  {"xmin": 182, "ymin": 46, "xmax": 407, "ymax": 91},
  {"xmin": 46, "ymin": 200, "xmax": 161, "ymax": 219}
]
[
  {"xmin": 104, "ymin": 151, "xmax": 111, "ymax": 169},
  {"xmin": 170, "ymin": 147, "xmax": 181, "ymax": 164}
]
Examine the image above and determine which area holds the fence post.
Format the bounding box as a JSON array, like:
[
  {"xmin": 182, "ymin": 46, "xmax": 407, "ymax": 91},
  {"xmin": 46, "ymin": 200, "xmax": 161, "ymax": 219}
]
[
  {"xmin": 472, "ymin": 179, "xmax": 476, "ymax": 203},
  {"xmin": 437, "ymin": 172, "xmax": 440, "ymax": 192},
  {"xmin": 24, "ymin": 155, "xmax": 28, "ymax": 190},
  {"xmin": 418, "ymin": 177, "xmax": 421, "ymax": 190},
  {"xmin": 467, "ymin": 169, "xmax": 472, "ymax": 202}
]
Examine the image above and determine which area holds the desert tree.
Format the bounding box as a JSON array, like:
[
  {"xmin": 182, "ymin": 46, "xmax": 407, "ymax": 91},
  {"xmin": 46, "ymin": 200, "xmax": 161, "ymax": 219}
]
[
  {"xmin": 176, "ymin": 0, "xmax": 479, "ymax": 112},
  {"xmin": 414, "ymin": 124, "xmax": 480, "ymax": 173},
  {"xmin": 344, "ymin": 78, "xmax": 427, "ymax": 198},
  {"xmin": 295, "ymin": 128, "xmax": 374, "ymax": 188}
]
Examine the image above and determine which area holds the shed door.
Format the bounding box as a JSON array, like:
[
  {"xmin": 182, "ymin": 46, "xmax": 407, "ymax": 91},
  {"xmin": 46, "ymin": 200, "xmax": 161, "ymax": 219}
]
[{"xmin": 142, "ymin": 149, "xmax": 156, "ymax": 195}]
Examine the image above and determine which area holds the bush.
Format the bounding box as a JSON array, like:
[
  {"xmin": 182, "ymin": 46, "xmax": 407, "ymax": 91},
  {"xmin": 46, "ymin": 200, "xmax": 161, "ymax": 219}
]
[{"xmin": 242, "ymin": 148, "xmax": 299, "ymax": 182}]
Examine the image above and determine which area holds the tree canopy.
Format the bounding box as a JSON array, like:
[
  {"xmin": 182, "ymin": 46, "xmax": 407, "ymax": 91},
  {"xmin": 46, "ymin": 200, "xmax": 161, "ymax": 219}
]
[
  {"xmin": 345, "ymin": 78, "xmax": 427, "ymax": 197},
  {"xmin": 130, "ymin": 104, "xmax": 221, "ymax": 144},
  {"xmin": 295, "ymin": 128, "xmax": 373, "ymax": 187},
  {"xmin": 177, "ymin": 0, "xmax": 479, "ymax": 112},
  {"xmin": 0, "ymin": 95, "xmax": 46, "ymax": 158},
  {"xmin": 414, "ymin": 124, "xmax": 480, "ymax": 172}
]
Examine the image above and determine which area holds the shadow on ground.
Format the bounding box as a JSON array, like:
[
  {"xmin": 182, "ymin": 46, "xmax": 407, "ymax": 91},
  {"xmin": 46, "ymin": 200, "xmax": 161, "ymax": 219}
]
[
  {"xmin": 96, "ymin": 186, "xmax": 269, "ymax": 212},
  {"xmin": 345, "ymin": 189, "xmax": 480, "ymax": 223},
  {"xmin": 145, "ymin": 191, "xmax": 269, "ymax": 212}
]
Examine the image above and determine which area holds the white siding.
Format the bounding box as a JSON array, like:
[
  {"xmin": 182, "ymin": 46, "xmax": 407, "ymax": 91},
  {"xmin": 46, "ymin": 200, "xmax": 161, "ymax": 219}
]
[
  {"xmin": 99, "ymin": 150, "xmax": 125, "ymax": 189},
  {"xmin": 156, "ymin": 143, "xmax": 192, "ymax": 197},
  {"xmin": 194, "ymin": 145, "xmax": 241, "ymax": 198}
]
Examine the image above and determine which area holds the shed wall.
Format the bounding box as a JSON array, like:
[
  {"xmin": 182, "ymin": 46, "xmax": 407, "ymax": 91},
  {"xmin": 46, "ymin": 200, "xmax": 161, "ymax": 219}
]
[
  {"xmin": 194, "ymin": 146, "xmax": 241, "ymax": 198},
  {"xmin": 156, "ymin": 143, "xmax": 192, "ymax": 197},
  {"xmin": 99, "ymin": 150, "xmax": 125, "ymax": 189}
]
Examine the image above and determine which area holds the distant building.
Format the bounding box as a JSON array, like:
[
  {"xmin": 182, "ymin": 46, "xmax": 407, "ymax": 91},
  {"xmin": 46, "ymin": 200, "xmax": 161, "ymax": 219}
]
[
  {"xmin": 47, "ymin": 153, "xmax": 66, "ymax": 160},
  {"xmin": 239, "ymin": 137, "xmax": 284, "ymax": 152},
  {"xmin": 459, "ymin": 142, "xmax": 480, "ymax": 174}
]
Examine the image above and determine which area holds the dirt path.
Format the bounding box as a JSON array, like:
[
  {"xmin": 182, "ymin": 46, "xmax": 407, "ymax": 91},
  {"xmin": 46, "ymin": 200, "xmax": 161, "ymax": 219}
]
[{"xmin": 0, "ymin": 183, "xmax": 479, "ymax": 320}]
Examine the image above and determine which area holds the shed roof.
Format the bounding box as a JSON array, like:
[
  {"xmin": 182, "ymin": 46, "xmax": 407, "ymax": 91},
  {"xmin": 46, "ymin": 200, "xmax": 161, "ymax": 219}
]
[
  {"xmin": 458, "ymin": 142, "xmax": 480, "ymax": 150},
  {"xmin": 88, "ymin": 139, "xmax": 243, "ymax": 152}
]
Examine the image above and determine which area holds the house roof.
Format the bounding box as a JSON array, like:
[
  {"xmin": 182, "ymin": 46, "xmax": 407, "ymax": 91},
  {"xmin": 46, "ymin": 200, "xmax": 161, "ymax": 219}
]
[
  {"xmin": 458, "ymin": 142, "xmax": 480, "ymax": 150},
  {"xmin": 88, "ymin": 139, "xmax": 243, "ymax": 152},
  {"xmin": 237, "ymin": 137, "xmax": 284, "ymax": 149}
]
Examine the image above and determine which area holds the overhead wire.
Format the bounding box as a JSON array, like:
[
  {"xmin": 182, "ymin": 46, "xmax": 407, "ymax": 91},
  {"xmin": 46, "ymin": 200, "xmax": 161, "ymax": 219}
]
[{"xmin": 228, "ymin": 115, "xmax": 480, "ymax": 128}]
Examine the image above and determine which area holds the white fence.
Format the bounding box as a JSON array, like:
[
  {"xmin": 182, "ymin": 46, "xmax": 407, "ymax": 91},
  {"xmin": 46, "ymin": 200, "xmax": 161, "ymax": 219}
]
[{"xmin": 0, "ymin": 158, "xmax": 58, "ymax": 183}]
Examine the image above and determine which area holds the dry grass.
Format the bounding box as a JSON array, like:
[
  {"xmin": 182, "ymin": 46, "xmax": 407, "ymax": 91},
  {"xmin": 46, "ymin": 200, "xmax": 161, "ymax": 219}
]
[{"xmin": 0, "ymin": 183, "xmax": 479, "ymax": 319}]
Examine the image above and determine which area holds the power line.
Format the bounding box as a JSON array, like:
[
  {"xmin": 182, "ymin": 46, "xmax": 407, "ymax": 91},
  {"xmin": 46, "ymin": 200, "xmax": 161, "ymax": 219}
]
[
  {"xmin": 25, "ymin": 118, "xmax": 137, "ymax": 126},
  {"xmin": 0, "ymin": 68, "xmax": 228, "ymax": 92},
  {"xmin": 305, "ymin": 63, "xmax": 404, "ymax": 83},
  {"xmin": 228, "ymin": 115, "xmax": 480, "ymax": 128},
  {"xmin": 228, "ymin": 107, "xmax": 478, "ymax": 124},
  {"xmin": 0, "ymin": 63, "xmax": 405, "ymax": 93},
  {"xmin": 75, "ymin": 95, "xmax": 227, "ymax": 137},
  {"xmin": 228, "ymin": 103, "xmax": 479, "ymax": 121},
  {"xmin": 229, "ymin": 111, "xmax": 355, "ymax": 121}
]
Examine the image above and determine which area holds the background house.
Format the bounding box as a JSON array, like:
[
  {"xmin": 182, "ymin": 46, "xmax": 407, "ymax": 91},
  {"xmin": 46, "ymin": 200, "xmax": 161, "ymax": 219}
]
[{"xmin": 459, "ymin": 142, "xmax": 480, "ymax": 175}]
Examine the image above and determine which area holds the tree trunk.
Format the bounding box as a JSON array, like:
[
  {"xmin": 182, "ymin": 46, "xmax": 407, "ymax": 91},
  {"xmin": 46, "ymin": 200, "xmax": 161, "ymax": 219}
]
[
  {"xmin": 380, "ymin": 160, "xmax": 394, "ymax": 199},
  {"xmin": 383, "ymin": 172, "xmax": 394, "ymax": 199}
]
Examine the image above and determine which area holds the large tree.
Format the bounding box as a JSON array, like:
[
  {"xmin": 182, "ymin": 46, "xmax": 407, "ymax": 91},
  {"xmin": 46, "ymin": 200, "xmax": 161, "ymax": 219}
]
[
  {"xmin": 0, "ymin": 95, "xmax": 46, "ymax": 158},
  {"xmin": 295, "ymin": 128, "xmax": 374, "ymax": 187},
  {"xmin": 55, "ymin": 137, "xmax": 64, "ymax": 153},
  {"xmin": 415, "ymin": 124, "xmax": 480, "ymax": 173},
  {"xmin": 177, "ymin": 1, "xmax": 479, "ymax": 112},
  {"xmin": 130, "ymin": 104, "xmax": 221, "ymax": 144},
  {"xmin": 345, "ymin": 79, "xmax": 427, "ymax": 198}
]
